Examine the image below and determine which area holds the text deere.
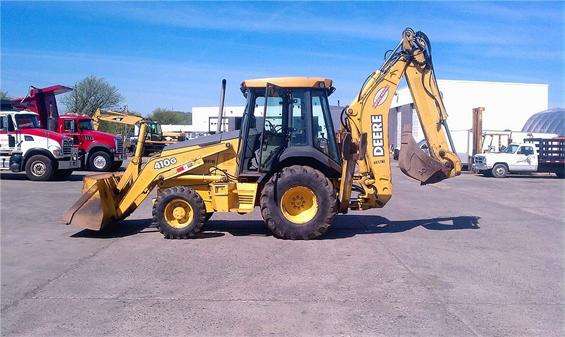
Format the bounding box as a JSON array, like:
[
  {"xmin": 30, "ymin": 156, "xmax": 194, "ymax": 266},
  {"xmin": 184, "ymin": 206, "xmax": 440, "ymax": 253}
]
[{"xmin": 371, "ymin": 115, "xmax": 384, "ymax": 157}]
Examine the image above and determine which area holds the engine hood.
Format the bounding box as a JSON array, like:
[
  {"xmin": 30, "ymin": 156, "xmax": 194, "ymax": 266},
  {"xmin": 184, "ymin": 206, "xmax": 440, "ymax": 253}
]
[
  {"xmin": 479, "ymin": 152, "xmax": 517, "ymax": 161},
  {"xmin": 19, "ymin": 128, "xmax": 67, "ymax": 142}
]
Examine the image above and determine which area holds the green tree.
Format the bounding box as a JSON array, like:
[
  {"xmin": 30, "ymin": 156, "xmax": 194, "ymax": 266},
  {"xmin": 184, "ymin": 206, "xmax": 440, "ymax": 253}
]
[
  {"xmin": 0, "ymin": 91, "xmax": 10, "ymax": 99},
  {"xmin": 149, "ymin": 108, "xmax": 192, "ymax": 125},
  {"xmin": 62, "ymin": 76, "xmax": 124, "ymax": 116}
]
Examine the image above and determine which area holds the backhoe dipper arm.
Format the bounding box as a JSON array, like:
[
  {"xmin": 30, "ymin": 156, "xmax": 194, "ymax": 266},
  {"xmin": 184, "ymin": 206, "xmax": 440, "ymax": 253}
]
[{"xmin": 339, "ymin": 28, "xmax": 461, "ymax": 211}]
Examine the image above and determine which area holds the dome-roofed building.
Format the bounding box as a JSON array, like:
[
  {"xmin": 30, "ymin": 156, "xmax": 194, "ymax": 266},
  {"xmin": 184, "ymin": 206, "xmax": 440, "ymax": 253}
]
[{"xmin": 521, "ymin": 108, "xmax": 564, "ymax": 136}]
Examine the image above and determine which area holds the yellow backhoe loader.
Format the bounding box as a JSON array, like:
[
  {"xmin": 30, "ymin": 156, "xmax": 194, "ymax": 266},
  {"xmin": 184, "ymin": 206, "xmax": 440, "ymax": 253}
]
[
  {"xmin": 64, "ymin": 28, "xmax": 461, "ymax": 240},
  {"xmin": 92, "ymin": 108, "xmax": 176, "ymax": 155}
]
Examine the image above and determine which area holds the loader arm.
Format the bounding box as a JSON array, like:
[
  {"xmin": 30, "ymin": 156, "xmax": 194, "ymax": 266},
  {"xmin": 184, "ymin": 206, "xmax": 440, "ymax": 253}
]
[{"xmin": 339, "ymin": 28, "xmax": 461, "ymax": 211}]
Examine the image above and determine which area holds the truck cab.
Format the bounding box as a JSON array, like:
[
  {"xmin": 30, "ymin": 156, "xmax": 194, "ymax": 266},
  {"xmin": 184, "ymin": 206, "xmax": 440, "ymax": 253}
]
[
  {"xmin": 58, "ymin": 114, "xmax": 125, "ymax": 171},
  {"xmin": 0, "ymin": 110, "xmax": 80, "ymax": 180},
  {"xmin": 473, "ymin": 143, "xmax": 540, "ymax": 178},
  {"xmin": 6, "ymin": 85, "xmax": 125, "ymax": 171}
]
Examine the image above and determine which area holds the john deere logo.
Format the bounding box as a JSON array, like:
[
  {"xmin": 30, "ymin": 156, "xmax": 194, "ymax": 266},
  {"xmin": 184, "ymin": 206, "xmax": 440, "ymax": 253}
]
[
  {"xmin": 372, "ymin": 86, "xmax": 389, "ymax": 107},
  {"xmin": 371, "ymin": 115, "xmax": 384, "ymax": 157}
]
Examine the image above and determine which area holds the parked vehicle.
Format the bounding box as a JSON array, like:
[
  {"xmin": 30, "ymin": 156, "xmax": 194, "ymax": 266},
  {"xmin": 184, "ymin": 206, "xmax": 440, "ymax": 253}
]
[
  {"xmin": 57, "ymin": 114, "xmax": 125, "ymax": 171},
  {"xmin": 5, "ymin": 85, "xmax": 125, "ymax": 171},
  {"xmin": 473, "ymin": 137, "xmax": 564, "ymax": 178},
  {"xmin": 0, "ymin": 110, "xmax": 80, "ymax": 180}
]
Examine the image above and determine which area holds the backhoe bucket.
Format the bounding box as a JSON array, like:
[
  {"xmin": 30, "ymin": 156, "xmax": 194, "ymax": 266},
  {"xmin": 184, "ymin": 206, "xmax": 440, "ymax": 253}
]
[
  {"xmin": 398, "ymin": 129, "xmax": 451, "ymax": 185},
  {"xmin": 63, "ymin": 173, "xmax": 120, "ymax": 231}
]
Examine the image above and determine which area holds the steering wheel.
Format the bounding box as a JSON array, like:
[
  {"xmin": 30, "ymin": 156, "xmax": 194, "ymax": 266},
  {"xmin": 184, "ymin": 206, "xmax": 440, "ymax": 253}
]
[{"xmin": 265, "ymin": 120, "xmax": 283, "ymax": 133}]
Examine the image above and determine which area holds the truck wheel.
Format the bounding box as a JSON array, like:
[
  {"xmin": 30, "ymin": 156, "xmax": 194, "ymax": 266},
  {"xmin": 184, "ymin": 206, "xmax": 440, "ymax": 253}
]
[
  {"xmin": 53, "ymin": 169, "xmax": 74, "ymax": 180},
  {"xmin": 491, "ymin": 164, "xmax": 508, "ymax": 178},
  {"xmin": 152, "ymin": 186, "xmax": 206, "ymax": 239},
  {"xmin": 260, "ymin": 165, "xmax": 337, "ymax": 240},
  {"xmin": 88, "ymin": 151, "xmax": 112, "ymax": 172},
  {"xmin": 556, "ymin": 170, "xmax": 565, "ymax": 179},
  {"xmin": 25, "ymin": 155, "xmax": 54, "ymax": 181},
  {"xmin": 111, "ymin": 160, "xmax": 123, "ymax": 171}
]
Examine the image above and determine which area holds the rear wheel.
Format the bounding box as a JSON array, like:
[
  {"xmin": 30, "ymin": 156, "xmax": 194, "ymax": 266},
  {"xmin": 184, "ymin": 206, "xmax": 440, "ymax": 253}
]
[
  {"xmin": 152, "ymin": 186, "xmax": 205, "ymax": 239},
  {"xmin": 491, "ymin": 163, "xmax": 508, "ymax": 178},
  {"xmin": 88, "ymin": 150, "xmax": 112, "ymax": 172},
  {"xmin": 25, "ymin": 155, "xmax": 54, "ymax": 181},
  {"xmin": 260, "ymin": 165, "xmax": 337, "ymax": 240}
]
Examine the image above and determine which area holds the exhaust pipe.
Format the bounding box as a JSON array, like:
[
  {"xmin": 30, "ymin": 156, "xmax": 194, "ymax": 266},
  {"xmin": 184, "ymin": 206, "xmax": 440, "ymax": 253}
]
[{"xmin": 216, "ymin": 79, "xmax": 226, "ymax": 134}]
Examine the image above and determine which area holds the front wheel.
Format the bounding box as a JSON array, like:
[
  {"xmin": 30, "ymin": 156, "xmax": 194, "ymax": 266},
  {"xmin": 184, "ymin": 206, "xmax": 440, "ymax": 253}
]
[
  {"xmin": 25, "ymin": 155, "xmax": 54, "ymax": 181},
  {"xmin": 152, "ymin": 186, "xmax": 206, "ymax": 239},
  {"xmin": 260, "ymin": 165, "xmax": 337, "ymax": 240},
  {"xmin": 88, "ymin": 151, "xmax": 112, "ymax": 172},
  {"xmin": 491, "ymin": 164, "xmax": 508, "ymax": 178}
]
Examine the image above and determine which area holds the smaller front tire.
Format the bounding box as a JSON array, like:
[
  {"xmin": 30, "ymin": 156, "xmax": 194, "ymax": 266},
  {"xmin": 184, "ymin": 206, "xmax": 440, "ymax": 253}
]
[
  {"xmin": 152, "ymin": 186, "xmax": 205, "ymax": 239},
  {"xmin": 25, "ymin": 155, "xmax": 54, "ymax": 181},
  {"xmin": 491, "ymin": 164, "xmax": 508, "ymax": 178}
]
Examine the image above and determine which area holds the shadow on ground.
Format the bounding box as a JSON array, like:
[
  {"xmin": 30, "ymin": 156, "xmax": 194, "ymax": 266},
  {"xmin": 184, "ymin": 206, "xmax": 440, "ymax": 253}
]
[{"xmin": 71, "ymin": 215, "xmax": 480, "ymax": 240}]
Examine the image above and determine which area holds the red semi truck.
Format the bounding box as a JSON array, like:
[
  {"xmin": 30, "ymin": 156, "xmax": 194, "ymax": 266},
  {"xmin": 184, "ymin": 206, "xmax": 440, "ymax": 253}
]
[{"xmin": 8, "ymin": 85, "xmax": 125, "ymax": 171}]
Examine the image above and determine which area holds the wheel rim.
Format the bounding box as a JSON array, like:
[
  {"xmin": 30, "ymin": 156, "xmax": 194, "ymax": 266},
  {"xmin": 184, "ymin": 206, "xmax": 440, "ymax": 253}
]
[
  {"xmin": 31, "ymin": 161, "xmax": 46, "ymax": 177},
  {"xmin": 280, "ymin": 186, "xmax": 318, "ymax": 224},
  {"xmin": 93, "ymin": 155, "xmax": 107, "ymax": 169},
  {"xmin": 496, "ymin": 167, "xmax": 504, "ymax": 175},
  {"xmin": 164, "ymin": 198, "xmax": 194, "ymax": 228}
]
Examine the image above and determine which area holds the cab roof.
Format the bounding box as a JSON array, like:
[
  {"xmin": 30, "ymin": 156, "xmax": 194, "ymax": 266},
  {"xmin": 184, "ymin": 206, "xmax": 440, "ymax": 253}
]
[
  {"xmin": 241, "ymin": 77, "xmax": 333, "ymax": 90},
  {"xmin": 0, "ymin": 110, "xmax": 39, "ymax": 116}
]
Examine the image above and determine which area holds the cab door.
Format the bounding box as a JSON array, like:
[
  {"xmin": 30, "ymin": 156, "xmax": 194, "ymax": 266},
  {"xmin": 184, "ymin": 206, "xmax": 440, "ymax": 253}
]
[
  {"xmin": 0, "ymin": 114, "xmax": 16, "ymax": 151},
  {"xmin": 511, "ymin": 145, "xmax": 537, "ymax": 171},
  {"xmin": 258, "ymin": 83, "xmax": 289, "ymax": 171}
]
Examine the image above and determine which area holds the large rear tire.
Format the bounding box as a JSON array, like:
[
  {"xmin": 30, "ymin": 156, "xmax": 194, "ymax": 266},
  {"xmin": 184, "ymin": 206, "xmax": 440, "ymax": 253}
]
[
  {"xmin": 260, "ymin": 165, "xmax": 337, "ymax": 240},
  {"xmin": 152, "ymin": 186, "xmax": 205, "ymax": 239}
]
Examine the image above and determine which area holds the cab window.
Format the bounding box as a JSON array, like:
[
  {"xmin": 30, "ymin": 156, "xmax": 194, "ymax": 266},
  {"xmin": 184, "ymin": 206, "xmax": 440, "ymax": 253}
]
[
  {"xmin": 311, "ymin": 91, "xmax": 338, "ymax": 162},
  {"xmin": 518, "ymin": 146, "xmax": 534, "ymax": 155},
  {"xmin": 78, "ymin": 119, "xmax": 94, "ymax": 130},
  {"xmin": 63, "ymin": 120, "xmax": 76, "ymax": 132},
  {"xmin": 14, "ymin": 114, "xmax": 40, "ymax": 129}
]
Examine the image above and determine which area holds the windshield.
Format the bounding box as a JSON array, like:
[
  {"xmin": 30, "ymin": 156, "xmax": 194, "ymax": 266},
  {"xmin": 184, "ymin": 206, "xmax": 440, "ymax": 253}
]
[
  {"xmin": 14, "ymin": 114, "xmax": 40, "ymax": 129},
  {"xmin": 503, "ymin": 144, "xmax": 519, "ymax": 153},
  {"xmin": 78, "ymin": 119, "xmax": 94, "ymax": 130}
]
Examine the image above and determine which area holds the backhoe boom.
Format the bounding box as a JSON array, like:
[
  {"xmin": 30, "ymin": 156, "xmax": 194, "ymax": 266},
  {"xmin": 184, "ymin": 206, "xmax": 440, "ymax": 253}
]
[{"xmin": 338, "ymin": 28, "xmax": 461, "ymax": 211}]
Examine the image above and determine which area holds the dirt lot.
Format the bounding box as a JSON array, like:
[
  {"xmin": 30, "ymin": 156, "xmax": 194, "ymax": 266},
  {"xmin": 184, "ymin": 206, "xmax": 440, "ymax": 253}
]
[{"xmin": 1, "ymin": 166, "xmax": 563, "ymax": 336}]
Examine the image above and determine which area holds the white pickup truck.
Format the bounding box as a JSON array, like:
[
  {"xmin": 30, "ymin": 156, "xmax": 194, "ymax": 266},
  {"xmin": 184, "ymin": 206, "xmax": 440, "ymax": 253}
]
[{"xmin": 473, "ymin": 138, "xmax": 564, "ymax": 178}]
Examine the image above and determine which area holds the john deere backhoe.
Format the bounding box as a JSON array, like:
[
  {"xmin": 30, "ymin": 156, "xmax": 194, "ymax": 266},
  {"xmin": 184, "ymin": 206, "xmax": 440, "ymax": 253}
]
[{"xmin": 64, "ymin": 28, "xmax": 461, "ymax": 240}]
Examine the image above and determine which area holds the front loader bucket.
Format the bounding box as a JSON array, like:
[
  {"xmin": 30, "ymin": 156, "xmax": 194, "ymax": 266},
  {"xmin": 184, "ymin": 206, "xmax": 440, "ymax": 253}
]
[
  {"xmin": 398, "ymin": 129, "xmax": 451, "ymax": 185},
  {"xmin": 63, "ymin": 173, "xmax": 120, "ymax": 231}
]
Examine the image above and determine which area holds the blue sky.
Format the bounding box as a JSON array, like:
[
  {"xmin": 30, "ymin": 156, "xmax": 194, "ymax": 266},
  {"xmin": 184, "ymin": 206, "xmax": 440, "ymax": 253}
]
[{"xmin": 1, "ymin": 1, "xmax": 563, "ymax": 115}]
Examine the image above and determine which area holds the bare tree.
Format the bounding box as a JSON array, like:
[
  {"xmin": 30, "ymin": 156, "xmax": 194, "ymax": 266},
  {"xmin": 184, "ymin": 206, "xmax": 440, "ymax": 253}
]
[
  {"xmin": 0, "ymin": 91, "xmax": 10, "ymax": 100},
  {"xmin": 62, "ymin": 76, "xmax": 124, "ymax": 116}
]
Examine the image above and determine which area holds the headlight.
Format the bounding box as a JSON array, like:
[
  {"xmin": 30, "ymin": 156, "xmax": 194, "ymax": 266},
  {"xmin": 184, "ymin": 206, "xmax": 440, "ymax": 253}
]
[{"xmin": 53, "ymin": 149, "xmax": 61, "ymax": 157}]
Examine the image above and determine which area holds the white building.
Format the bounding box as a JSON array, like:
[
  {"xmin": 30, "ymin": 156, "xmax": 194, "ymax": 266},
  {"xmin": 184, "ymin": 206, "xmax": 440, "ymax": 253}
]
[
  {"xmin": 188, "ymin": 80, "xmax": 549, "ymax": 163},
  {"xmin": 390, "ymin": 80, "xmax": 548, "ymax": 163}
]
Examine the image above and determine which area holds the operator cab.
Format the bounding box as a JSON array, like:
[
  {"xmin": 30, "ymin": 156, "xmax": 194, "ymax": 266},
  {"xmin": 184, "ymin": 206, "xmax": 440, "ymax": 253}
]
[{"xmin": 238, "ymin": 77, "xmax": 341, "ymax": 180}]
